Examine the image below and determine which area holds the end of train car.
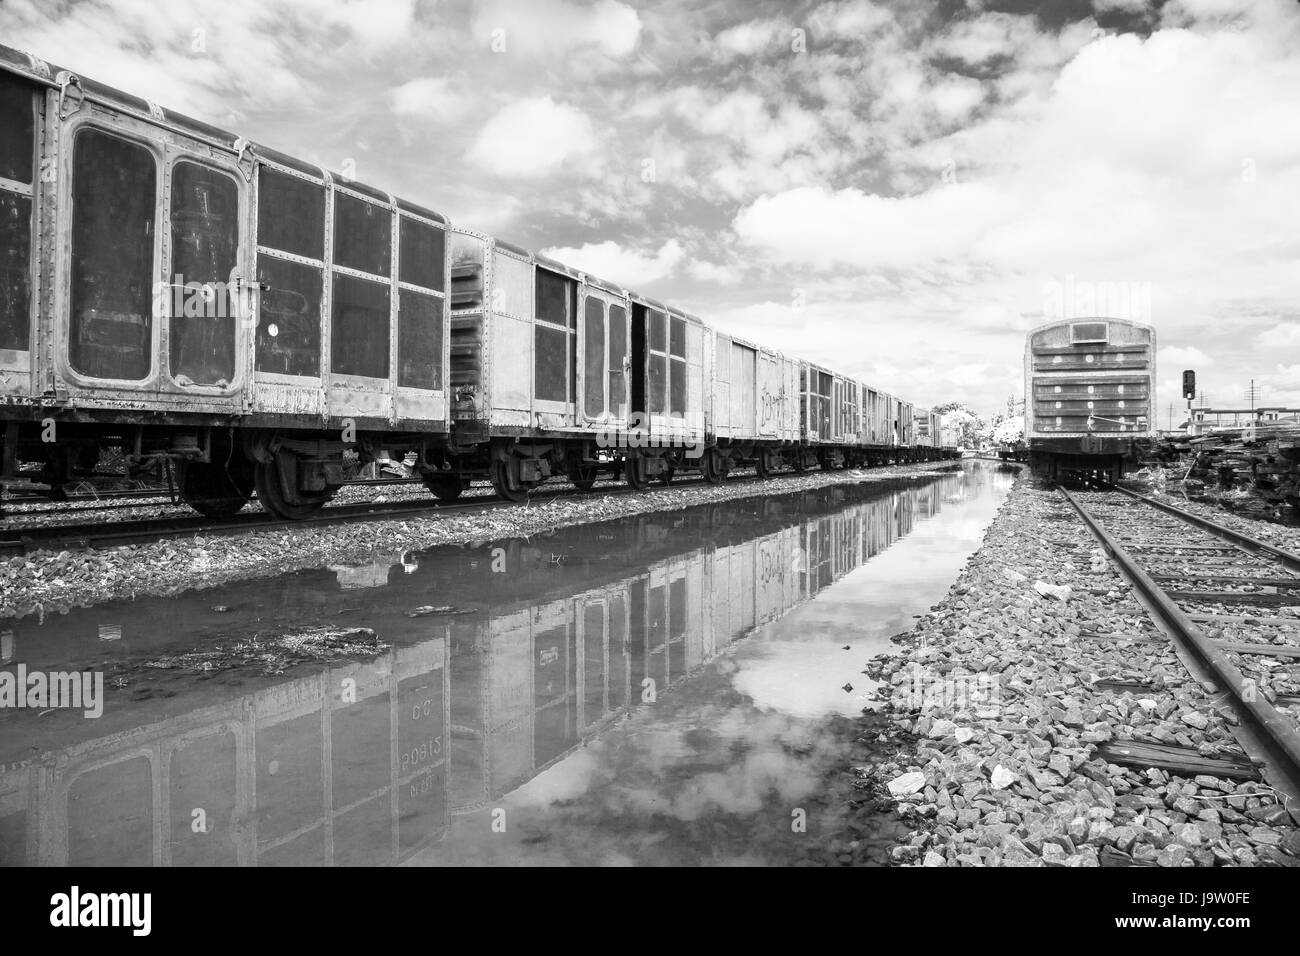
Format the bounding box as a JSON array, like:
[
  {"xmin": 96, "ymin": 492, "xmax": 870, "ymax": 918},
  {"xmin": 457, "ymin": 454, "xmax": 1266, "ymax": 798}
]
[{"xmin": 1024, "ymin": 317, "xmax": 1155, "ymax": 481}]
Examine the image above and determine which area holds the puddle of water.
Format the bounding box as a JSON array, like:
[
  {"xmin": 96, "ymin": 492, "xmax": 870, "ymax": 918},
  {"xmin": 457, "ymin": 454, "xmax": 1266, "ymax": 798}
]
[{"xmin": 0, "ymin": 462, "xmax": 1013, "ymax": 866}]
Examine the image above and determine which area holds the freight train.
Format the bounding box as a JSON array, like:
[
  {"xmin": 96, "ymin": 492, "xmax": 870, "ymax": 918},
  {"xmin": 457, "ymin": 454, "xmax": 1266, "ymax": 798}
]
[
  {"xmin": 0, "ymin": 476, "xmax": 958, "ymax": 864},
  {"xmin": 1024, "ymin": 317, "xmax": 1156, "ymax": 481},
  {"xmin": 0, "ymin": 44, "xmax": 957, "ymax": 520}
]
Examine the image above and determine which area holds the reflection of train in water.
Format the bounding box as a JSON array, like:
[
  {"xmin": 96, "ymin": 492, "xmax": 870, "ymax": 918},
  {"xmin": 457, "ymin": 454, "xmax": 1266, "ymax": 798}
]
[{"xmin": 0, "ymin": 474, "xmax": 964, "ymax": 865}]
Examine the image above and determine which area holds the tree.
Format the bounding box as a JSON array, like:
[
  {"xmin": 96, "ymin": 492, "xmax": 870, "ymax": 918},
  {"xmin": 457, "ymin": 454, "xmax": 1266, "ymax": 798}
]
[
  {"xmin": 991, "ymin": 415, "xmax": 1025, "ymax": 445},
  {"xmin": 934, "ymin": 401, "xmax": 986, "ymax": 449}
]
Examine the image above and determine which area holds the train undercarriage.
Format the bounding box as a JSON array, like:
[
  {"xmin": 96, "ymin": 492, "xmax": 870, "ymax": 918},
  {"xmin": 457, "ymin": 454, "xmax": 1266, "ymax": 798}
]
[{"xmin": 1, "ymin": 417, "xmax": 958, "ymax": 519}]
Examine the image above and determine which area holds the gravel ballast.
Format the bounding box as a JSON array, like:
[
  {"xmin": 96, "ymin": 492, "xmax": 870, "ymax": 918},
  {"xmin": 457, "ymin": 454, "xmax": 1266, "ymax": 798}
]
[
  {"xmin": 0, "ymin": 461, "xmax": 957, "ymax": 620},
  {"xmin": 851, "ymin": 475, "xmax": 1300, "ymax": 867}
]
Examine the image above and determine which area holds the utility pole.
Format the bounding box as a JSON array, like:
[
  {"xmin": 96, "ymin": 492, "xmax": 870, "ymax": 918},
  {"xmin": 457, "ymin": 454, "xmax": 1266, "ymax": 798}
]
[{"xmin": 1244, "ymin": 379, "xmax": 1261, "ymax": 414}]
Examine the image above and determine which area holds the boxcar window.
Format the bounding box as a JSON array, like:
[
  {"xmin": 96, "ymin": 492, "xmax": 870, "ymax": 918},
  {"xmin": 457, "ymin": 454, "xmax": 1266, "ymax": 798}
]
[
  {"xmin": 670, "ymin": 357, "xmax": 686, "ymax": 415},
  {"xmin": 69, "ymin": 130, "xmax": 157, "ymax": 380},
  {"xmin": 169, "ymin": 162, "xmax": 238, "ymax": 386},
  {"xmin": 649, "ymin": 354, "xmax": 667, "ymax": 414},
  {"xmin": 649, "ymin": 310, "xmax": 666, "ymax": 353},
  {"xmin": 608, "ymin": 304, "xmax": 627, "ymax": 414},
  {"xmin": 583, "ymin": 297, "xmax": 605, "ymax": 418},
  {"xmin": 0, "ymin": 76, "xmax": 34, "ymax": 352},
  {"xmin": 331, "ymin": 274, "xmax": 390, "ymax": 378},
  {"xmin": 398, "ymin": 288, "xmax": 442, "ymax": 390},
  {"xmin": 0, "ymin": 192, "xmax": 30, "ymax": 352},
  {"xmin": 535, "ymin": 269, "xmax": 571, "ymax": 326},
  {"xmin": 256, "ymin": 254, "xmax": 321, "ymax": 376},
  {"xmin": 333, "ymin": 192, "xmax": 391, "ymax": 277},
  {"xmin": 399, "ymin": 217, "xmax": 444, "ymax": 291},
  {"xmin": 0, "ymin": 74, "xmax": 34, "ymax": 186},
  {"xmin": 535, "ymin": 324, "xmax": 568, "ymax": 402},
  {"xmin": 669, "ymin": 316, "xmax": 685, "ymax": 358},
  {"xmin": 257, "ymin": 168, "xmax": 324, "ymax": 260}
]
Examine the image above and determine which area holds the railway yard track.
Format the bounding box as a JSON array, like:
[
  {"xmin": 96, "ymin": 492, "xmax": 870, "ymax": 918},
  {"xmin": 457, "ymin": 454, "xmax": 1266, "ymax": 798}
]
[
  {"xmin": 1061, "ymin": 484, "xmax": 1300, "ymax": 799},
  {"xmin": 0, "ymin": 470, "xmax": 779, "ymax": 553}
]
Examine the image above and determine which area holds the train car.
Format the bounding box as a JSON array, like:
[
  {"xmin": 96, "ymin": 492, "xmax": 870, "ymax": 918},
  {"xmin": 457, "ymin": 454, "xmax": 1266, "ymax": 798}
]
[
  {"xmin": 445, "ymin": 230, "xmax": 711, "ymax": 499},
  {"xmin": 1024, "ymin": 317, "xmax": 1155, "ymax": 480},
  {"xmin": 0, "ymin": 45, "xmax": 454, "ymax": 519},
  {"xmin": 0, "ymin": 40, "xmax": 954, "ymax": 521},
  {"xmin": 705, "ymin": 330, "xmax": 800, "ymax": 479}
]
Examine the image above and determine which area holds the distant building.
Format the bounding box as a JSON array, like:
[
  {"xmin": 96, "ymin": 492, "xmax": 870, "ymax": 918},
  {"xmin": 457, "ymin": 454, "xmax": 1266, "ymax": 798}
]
[{"xmin": 1189, "ymin": 406, "xmax": 1300, "ymax": 436}]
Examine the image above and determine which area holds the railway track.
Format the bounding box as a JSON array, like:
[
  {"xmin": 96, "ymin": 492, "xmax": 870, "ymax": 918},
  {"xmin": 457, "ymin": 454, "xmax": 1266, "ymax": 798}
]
[
  {"xmin": 0, "ymin": 476, "xmax": 421, "ymax": 516},
  {"xmin": 1060, "ymin": 484, "xmax": 1300, "ymax": 799},
  {"xmin": 1, "ymin": 461, "xmax": 962, "ymax": 553},
  {"xmin": 0, "ymin": 470, "xmax": 782, "ymax": 553}
]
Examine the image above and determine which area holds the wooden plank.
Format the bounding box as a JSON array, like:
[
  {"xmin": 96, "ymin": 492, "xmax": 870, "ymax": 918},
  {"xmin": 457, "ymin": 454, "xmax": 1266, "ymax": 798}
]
[
  {"xmin": 1187, "ymin": 613, "xmax": 1300, "ymax": 628},
  {"xmin": 1216, "ymin": 641, "xmax": 1300, "ymax": 659},
  {"xmin": 1095, "ymin": 679, "xmax": 1154, "ymax": 693},
  {"xmin": 1096, "ymin": 739, "xmax": 1261, "ymax": 780},
  {"xmin": 1129, "ymin": 545, "xmax": 1243, "ymax": 553},
  {"xmin": 1168, "ymin": 590, "xmax": 1300, "ymax": 607},
  {"xmin": 1152, "ymin": 574, "xmax": 1300, "ymax": 588},
  {"xmin": 1078, "ymin": 631, "xmax": 1165, "ymax": 644}
]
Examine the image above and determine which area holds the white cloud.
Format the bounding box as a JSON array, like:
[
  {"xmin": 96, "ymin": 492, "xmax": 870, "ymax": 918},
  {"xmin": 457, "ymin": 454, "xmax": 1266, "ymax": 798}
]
[
  {"xmin": 471, "ymin": 0, "xmax": 641, "ymax": 58},
  {"xmin": 540, "ymin": 239, "xmax": 684, "ymax": 287},
  {"xmin": 714, "ymin": 19, "xmax": 783, "ymax": 57},
  {"xmin": 389, "ymin": 77, "xmax": 468, "ymax": 122},
  {"xmin": 466, "ymin": 97, "xmax": 597, "ymax": 179},
  {"xmin": 734, "ymin": 183, "xmax": 1006, "ymax": 269},
  {"xmin": 1256, "ymin": 323, "xmax": 1300, "ymax": 350},
  {"xmin": 1158, "ymin": 345, "xmax": 1215, "ymax": 369}
]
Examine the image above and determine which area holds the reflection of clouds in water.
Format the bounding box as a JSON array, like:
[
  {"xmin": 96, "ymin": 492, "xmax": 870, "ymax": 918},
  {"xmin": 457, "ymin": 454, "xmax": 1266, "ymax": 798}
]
[{"xmin": 557, "ymin": 705, "xmax": 837, "ymax": 825}]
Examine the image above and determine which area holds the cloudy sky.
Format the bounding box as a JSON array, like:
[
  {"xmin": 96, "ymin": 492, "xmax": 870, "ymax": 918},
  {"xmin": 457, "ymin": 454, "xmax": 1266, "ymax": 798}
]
[{"xmin": 3, "ymin": 0, "xmax": 1297, "ymax": 420}]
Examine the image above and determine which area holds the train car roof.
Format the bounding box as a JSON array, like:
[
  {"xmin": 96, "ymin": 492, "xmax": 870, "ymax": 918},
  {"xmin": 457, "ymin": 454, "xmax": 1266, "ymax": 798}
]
[{"xmin": 0, "ymin": 42, "xmax": 449, "ymax": 226}]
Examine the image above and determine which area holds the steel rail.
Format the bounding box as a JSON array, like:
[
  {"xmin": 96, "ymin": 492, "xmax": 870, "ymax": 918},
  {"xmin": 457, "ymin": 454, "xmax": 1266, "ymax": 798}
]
[
  {"xmin": 1059, "ymin": 486, "xmax": 1300, "ymax": 798},
  {"xmin": 1108, "ymin": 484, "xmax": 1300, "ymax": 573}
]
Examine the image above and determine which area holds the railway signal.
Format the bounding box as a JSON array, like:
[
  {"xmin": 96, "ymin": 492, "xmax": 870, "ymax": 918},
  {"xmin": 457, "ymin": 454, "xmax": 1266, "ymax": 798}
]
[{"xmin": 1182, "ymin": 369, "xmax": 1196, "ymax": 400}]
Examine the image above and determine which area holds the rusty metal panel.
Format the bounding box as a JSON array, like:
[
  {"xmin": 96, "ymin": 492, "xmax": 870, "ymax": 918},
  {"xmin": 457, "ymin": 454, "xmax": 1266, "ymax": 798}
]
[{"xmin": 253, "ymin": 379, "xmax": 323, "ymax": 417}]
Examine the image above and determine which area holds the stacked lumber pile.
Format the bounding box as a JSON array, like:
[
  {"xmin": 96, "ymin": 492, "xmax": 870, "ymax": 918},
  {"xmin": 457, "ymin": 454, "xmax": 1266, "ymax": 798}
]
[{"xmin": 1145, "ymin": 421, "xmax": 1300, "ymax": 521}]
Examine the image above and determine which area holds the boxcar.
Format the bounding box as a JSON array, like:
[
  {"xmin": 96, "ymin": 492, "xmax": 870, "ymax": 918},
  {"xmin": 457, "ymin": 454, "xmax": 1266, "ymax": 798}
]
[
  {"xmin": 0, "ymin": 44, "xmax": 454, "ymax": 518},
  {"xmin": 1024, "ymin": 317, "xmax": 1156, "ymax": 480}
]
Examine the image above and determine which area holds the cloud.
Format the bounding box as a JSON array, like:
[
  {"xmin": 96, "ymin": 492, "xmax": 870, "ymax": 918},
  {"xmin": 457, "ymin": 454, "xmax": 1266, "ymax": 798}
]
[
  {"xmin": 471, "ymin": 0, "xmax": 641, "ymax": 58},
  {"xmin": 1158, "ymin": 345, "xmax": 1215, "ymax": 369},
  {"xmin": 467, "ymin": 97, "xmax": 597, "ymax": 178},
  {"xmin": 733, "ymin": 183, "xmax": 1006, "ymax": 269},
  {"xmin": 540, "ymin": 239, "xmax": 684, "ymax": 287},
  {"xmin": 1256, "ymin": 323, "xmax": 1300, "ymax": 350},
  {"xmin": 389, "ymin": 77, "xmax": 468, "ymax": 122}
]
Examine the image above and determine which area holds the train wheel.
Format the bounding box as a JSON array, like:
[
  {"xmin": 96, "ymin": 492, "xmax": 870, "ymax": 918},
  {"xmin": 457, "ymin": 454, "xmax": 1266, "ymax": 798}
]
[
  {"xmin": 254, "ymin": 456, "xmax": 328, "ymax": 520},
  {"xmin": 754, "ymin": 450, "xmax": 771, "ymax": 480},
  {"xmin": 659, "ymin": 467, "xmax": 675, "ymax": 487},
  {"xmin": 701, "ymin": 448, "xmax": 728, "ymax": 485},
  {"xmin": 422, "ymin": 473, "xmax": 465, "ymax": 501},
  {"xmin": 178, "ymin": 459, "xmax": 253, "ymax": 519},
  {"xmin": 490, "ymin": 458, "xmax": 530, "ymax": 502},
  {"xmin": 624, "ymin": 455, "xmax": 649, "ymax": 491},
  {"xmin": 568, "ymin": 464, "xmax": 599, "ymax": 493}
]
